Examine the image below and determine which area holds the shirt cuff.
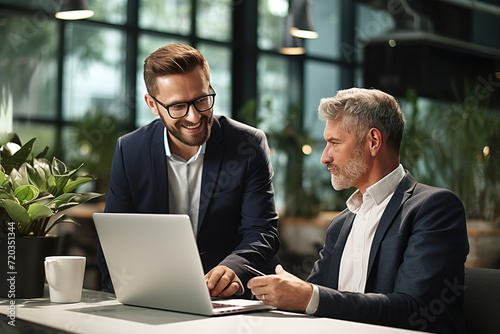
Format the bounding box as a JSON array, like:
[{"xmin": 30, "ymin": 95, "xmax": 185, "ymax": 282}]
[{"xmin": 305, "ymin": 284, "xmax": 319, "ymax": 314}]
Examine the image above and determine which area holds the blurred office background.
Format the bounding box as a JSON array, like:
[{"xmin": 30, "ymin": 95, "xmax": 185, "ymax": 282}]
[{"xmin": 1, "ymin": 0, "xmax": 500, "ymax": 289}]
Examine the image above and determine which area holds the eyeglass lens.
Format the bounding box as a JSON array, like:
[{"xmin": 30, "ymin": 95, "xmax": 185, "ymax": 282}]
[{"xmin": 169, "ymin": 95, "xmax": 214, "ymax": 118}]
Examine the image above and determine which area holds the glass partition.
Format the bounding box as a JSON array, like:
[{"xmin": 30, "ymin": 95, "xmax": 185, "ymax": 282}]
[
  {"xmin": 88, "ymin": 0, "xmax": 127, "ymax": 25},
  {"xmin": 257, "ymin": 0, "xmax": 288, "ymax": 51},
  {"xmin": 0, "ymin": 13, "xmax": 58, "ymax": 119},
  {"xmin": 62, "ymin": 23, "xmax": 126, "ymax": 121},
  {"xmin": 197, "ymin": 43, "xmax": 231, "ymax": 118},
  {"xmin": 139, "ymin": 0, "xmax": 191, "ymax": 35},
  {"xmin": 196, "ymin": 0, "xmax": 232, "ymax": 42}
]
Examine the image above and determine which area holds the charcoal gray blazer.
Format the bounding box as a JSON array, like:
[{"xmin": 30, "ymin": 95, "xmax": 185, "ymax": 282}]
[
  {"xmin": 97, "ymin": 116, "xmax": 280, "ymax": 294},
  {"xmin": 307, "ymin": 171, "xmax": 469, "ymax": 334}
]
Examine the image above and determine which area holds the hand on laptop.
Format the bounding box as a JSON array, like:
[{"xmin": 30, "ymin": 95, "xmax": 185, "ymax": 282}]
[
  {"xmin": 205, "ymin": 265, "xmax": 243, "ymax": 298},
  {"xmin": 247, "ymin": 265, "xmax": 313, "ymax": 311}
]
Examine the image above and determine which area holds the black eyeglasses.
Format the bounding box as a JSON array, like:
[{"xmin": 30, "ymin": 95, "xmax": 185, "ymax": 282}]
[{"xmin": 151, "ymin": 92, "xmax": 216, "ymax": 119}]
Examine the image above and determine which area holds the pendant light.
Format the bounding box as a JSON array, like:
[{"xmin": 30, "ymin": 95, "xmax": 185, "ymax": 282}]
[{"xmin": 55, "ymin": 0, "xmax": 94, "ymax": 20}]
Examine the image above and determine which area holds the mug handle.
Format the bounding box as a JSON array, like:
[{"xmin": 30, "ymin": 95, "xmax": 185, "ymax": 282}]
[{"xmin": 44, "ymin": 260, "xmax": 59, "ymax": 289}]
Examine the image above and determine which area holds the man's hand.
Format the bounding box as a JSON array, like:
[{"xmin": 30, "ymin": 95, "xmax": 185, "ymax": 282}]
[
  {"xmin": 247, "ymin": 265, "xmax": 313, "ymax": 311},
  {"xmin": 205, "ymin": 265, "xmax": 242, "ymax": 298}
]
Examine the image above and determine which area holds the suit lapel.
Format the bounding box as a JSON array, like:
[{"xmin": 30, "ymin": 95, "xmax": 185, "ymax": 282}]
[
  {"xmin": 151, "ymin": 122, "xmax": 169, "ymax": 213},
  {"xmin": 329, "ymin": 213, "xmax": 355, "ymax": 289},
  {"xmin": 198, "ymin": 116, "xmax": 223, "ymax": 234},
  {"xmin": 367, "ymin": 172, "xmax": 417, "ymax": 276}
]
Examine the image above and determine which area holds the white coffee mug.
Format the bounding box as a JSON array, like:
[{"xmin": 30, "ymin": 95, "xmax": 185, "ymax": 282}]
[{"xmin": 45, "ymin": 256, "xmax": 86, "ymax": 303}]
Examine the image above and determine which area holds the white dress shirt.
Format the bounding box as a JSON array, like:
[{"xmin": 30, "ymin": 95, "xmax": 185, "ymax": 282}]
[
  {"xmin": 306, "ymin": 164, "xmax": 405, "ymax": 314},
  {"xmin": 164, "ymin": 128, "xmax": 205, "ymax": 236}
]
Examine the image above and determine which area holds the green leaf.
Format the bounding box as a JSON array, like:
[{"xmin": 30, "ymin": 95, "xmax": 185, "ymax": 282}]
[
  {"xmin": 14, "ymin": 185, "xmax": 39, "ymax": 204},
  {"xmin": 28, "ymin": 158, "xmax": 52, "ymax": 192},
  {"xmin": 26, "ymin": 163, "xmax": 45, "ymax": 190},
  {"xmin": 1, "ymin": 138, "xmax": 36, "ymax": 174},
  {"xmin": 46, "ymin": 174, "xmax": 57, "ymax": 193},
  {"xmin": 49, "ymin": 193, "xmax": 76, "ymax": 208},
  {"xmin": 52, "ymin": 157, "xmax": 68, "ymax": 175},
  {"xmin": 63, "ymin": 175, "xmax": 95, "ymax": 193},
  {"xmin": 44, "ymin": 214, "xmax": 81, "ymax": 235},
  {"xmin": 10, "ymin": 163, "xmax": 32, "ymax": 189},
  {"xmin": 71, "ymin": 192, "xmax": 103, "ymax": 204},
  {"xmin": 0, "ymin": 199, "xmax": 30, "ymax": 224},
  {"xmin": 0, "ymin": 189, "xmax": 15, "ymax": 201},
  {"xmin": 27, "ymin": 203, "xmax": 54, "ymax": 221},
  {"xmin": 53, "ymin": 165, "xmax": 81, "ymax": 196},
  {"xmin": 0, "ymin": 170, "xmax": 7, "ymax": 185},
  {"xmin": 52, "ymin": 192, "xmax": 102, "ymax": 210},
  {"xmin": 14, "ymin": 221, "xmax": 33, "ymax": 237},
  {"xmin": 35, "ymin": 146, "xmax": 49, "ymax": 159}
]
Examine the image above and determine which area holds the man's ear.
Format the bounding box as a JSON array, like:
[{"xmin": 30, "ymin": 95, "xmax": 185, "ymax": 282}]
[
  {"xmin": 144, "ymin": 94, "xmax": 159, "ymax": 116},
  {"xmin": 368, "ymin": 128, "xmax": 382, "ymax": 157}
]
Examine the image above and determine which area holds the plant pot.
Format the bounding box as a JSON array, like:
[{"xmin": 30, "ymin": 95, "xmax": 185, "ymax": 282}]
[
  {"xmin": 466, "ymin": 220, "xmax": 500, "ymax": 269},
  {"xmin": 0, "ymin": 234, "xmax": 59, "ymax": 298}
]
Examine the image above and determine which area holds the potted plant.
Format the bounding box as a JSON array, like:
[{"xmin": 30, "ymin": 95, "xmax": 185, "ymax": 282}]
[{"xmin": 0, "ymin": 134, "xmax": 102, "ymax": 298}]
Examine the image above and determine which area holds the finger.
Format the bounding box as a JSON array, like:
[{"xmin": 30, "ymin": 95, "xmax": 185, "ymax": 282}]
[
  {"xmin": 247, "ymin": 280, "xmax": 270, "ymax": 298},
  {"xmin": 275, "ymin": 265, "xmax": 295, "ymax": 279},
  {"xmin": 247, "ymin": 276, "xmax": 268, "ymax": 289},
  {"xmin": 210, "ymin": 272, "xmax": 235, "ymax": 297},
  {"xmin": 217, "ymin": 281, "xmax": 240, "ymax": 298},
  {"xmin": 256, "ymin": 293, "xmax": 272, "ymax": 305},
  {"xmin": 205, "ymin": 267, "xmax": 225, "ymax": 290}
]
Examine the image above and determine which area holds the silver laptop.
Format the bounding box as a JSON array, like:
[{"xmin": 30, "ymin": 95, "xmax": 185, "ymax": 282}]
[{"xmin": 93, "ymin": 213, "xmax": 274, "ymax": 316}]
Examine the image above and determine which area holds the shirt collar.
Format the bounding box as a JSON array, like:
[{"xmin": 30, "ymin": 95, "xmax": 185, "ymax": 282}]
[
  {"xmin": 163, "ymin": 128, "xmax": 206, "ymax": 163},
  {"xmin": 346, "ymin": 164, "xmax": 405, "ymax": 213}
]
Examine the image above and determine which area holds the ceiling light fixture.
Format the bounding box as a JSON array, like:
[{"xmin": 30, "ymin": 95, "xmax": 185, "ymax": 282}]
[
  {"xmin": 290, "ymin": 0, "xmax": 318, "ymax": 39},
  {"xmin": 280, "ymin": 7, "xmax": 306, "ymax": 55},
  {"xmin": 55, "ymin": 0, "xmax": 94, "ymax": 20}
]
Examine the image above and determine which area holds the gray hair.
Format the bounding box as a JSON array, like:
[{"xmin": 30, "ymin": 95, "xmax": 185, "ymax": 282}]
[{"xmin": 318, "ymin": 88, "xmax": 406, "ymax": 154}]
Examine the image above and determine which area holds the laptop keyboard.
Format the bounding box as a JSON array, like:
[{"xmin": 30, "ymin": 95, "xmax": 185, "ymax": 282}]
[{"xmin": 212, "ymin": 302, "xmax": 239, "ymax": 309}]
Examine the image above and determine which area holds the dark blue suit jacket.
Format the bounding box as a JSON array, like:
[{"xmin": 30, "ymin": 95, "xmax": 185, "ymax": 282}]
[
  {"xmin": 97, "ymin": 116, "xmax": 280, "ymax": 293},
  {"xmin": 307, "ymin": 172, "xmax": 469, "ymax": 334}
]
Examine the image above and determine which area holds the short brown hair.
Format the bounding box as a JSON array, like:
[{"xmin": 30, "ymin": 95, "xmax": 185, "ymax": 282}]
[{"xmin": 143, "ymin": 44, "xmax": 210, "ymax": 96}]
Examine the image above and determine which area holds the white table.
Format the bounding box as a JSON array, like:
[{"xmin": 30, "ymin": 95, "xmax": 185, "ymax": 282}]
[{"xmin": 0, "ymin": 287, "xmax": 425, "ymax": 334}]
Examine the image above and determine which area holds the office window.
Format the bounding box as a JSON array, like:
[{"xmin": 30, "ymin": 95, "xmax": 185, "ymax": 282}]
[
  {"xmin": 87, "ymin": 0, "xmax": 127, "ymax": 25},
  {"xmin": 304, "ymin": 61, "xmax": 341, "ymax": 140},
  {"xmin": 308, "ymin": 0, "xmax": 342, "ymax": 59},
  {"xmin": 196, "ymin": 0, "xmax": 232, "ymax": 42},
  {"xmin": 197, "ymin": 43, "xmax": 231, "ymax": 117},
  {"xmin": 0, "ymin": 0, "xmax": 55, "ymax": 11},
  {"xmin": 13, "ymin": 123, "xmax": 58, "ymax": 158},
  {"xmin": 304, "ymin": 61, "xmax": 345, "ymax": 209},
  {"xmin": 353, "ymin": 3, "xmax": 395, "ymax": 63},
  {"xmin": 0, "ymin": 14, "xmax": 58, "ymax": 119},
  {"xmin": 139, "ymin": 0, "xmax": 191, "ymax": 35},
  {"xmin": 257, "ymin": 0, "xmax": 288, "ymax": 51},
  {"xmin": 256, "ymin": 54, "xmax": 291, "ymax": 209},
  {"xmin": 63, "ymin": 23, "xmax": 126, "ymax": 121},
  {"xmin": 256, "ymin": 54, "xmax": 289, "ymax": 133}
]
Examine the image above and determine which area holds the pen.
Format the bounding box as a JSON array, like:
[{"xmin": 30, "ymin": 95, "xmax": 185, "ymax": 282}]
[
  {"xmin": 245, "ymin": 265, "xmax": 265, "ymax": 300},
  {"xmin": 244, "ymin": 264, "xmax": 266, "ymax": 277}
]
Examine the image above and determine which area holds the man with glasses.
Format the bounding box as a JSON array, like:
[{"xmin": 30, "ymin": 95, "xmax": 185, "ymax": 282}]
[{"xmin": 97, "ymin": 43, "xmax": 280, "ymax": 298}]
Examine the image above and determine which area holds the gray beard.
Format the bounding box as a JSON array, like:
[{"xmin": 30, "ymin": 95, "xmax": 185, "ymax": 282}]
[{"xmin": 330, "ymin": 145, "xmax": 367, "ymax": 190}]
